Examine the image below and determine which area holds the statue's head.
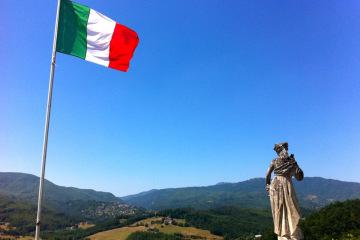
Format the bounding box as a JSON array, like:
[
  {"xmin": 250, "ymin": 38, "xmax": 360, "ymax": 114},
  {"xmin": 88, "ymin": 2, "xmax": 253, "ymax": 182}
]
[{"xmin": 274, "ymin": 142, "xmax": 288, "ymax": 158}]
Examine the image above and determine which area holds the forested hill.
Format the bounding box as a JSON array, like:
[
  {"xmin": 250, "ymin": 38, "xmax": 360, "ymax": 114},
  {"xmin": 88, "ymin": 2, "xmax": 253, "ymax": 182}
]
[
  {"xmin": 0, "ymin": 193, "xmax": 77, "ymax": 234},
  {"xmin": 301, "ymin": 199, "xmax": 360, "ymax": 239},
  {"xmin": 121, "ymin": 177, "xmax": 360, "ymax": 210},
  {"xmin": 0, "ymin": 172, "xmax": 122, "ymax": 205},
  {"xmin": 0, "ymin": 172, "xmax": 140, "ymax": 236}
]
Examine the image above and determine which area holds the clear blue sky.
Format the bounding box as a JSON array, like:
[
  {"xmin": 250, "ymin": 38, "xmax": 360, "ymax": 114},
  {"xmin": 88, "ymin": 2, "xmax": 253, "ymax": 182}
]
[{"xmin": 1, "ymin": 0, "xmax": 359, "ymax": 197}]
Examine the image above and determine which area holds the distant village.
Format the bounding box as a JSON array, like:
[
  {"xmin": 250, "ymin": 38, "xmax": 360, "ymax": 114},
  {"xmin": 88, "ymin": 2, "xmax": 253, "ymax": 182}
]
[{"xmin": 80, "ymin": 202, "xmax": 137, "ymax": 219}]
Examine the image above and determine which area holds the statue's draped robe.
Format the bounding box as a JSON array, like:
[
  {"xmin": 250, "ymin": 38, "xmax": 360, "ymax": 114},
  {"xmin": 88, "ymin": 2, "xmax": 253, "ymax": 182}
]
[{"xmin": 269, "ymin": 157, "xmax": 303, "ymax": 240}]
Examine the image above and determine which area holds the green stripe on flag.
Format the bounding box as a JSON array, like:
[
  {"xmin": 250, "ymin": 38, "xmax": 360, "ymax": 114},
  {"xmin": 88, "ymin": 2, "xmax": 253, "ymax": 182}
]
[{"xmin": 56, "ymin": 0, "xmax": 90, "ymax": 59}]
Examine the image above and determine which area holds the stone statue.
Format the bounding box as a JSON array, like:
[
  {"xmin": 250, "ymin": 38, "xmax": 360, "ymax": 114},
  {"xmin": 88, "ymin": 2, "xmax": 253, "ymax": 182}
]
[{"xmin": 266, "ymin": 142, "xmax": 304, "ymax": 240}]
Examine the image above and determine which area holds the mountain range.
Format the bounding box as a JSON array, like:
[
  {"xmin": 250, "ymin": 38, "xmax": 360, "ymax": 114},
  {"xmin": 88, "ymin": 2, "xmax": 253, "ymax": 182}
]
[
  {"xmin": 121, "ymin": 177, "xmax": 360, "ymax": 210},
  {"xmin": 1, "ymin": 172, "xmax": 360, "ymax": 238},
  {"xmin": 0, "ymin": 172, "xmax": 120, "ymax": 205},
  {"xmin": 1, "ymin": 172, "xmax": 360, "ymax": 212},
  {"xmin": 0, "ymin": 172, "xmax": 138, "ymax": 222}
]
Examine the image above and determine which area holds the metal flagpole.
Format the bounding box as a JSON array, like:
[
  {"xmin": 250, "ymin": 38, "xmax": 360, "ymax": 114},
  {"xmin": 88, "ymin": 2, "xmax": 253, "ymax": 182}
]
[{"xmin": 35, "ymin": 0, "xmax": 61, "ymax": 239}]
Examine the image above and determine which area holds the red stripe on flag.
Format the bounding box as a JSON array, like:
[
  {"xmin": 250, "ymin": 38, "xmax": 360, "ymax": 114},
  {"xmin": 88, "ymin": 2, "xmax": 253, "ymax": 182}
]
[{"xmin": 109, "ymin": 23, "xmax": 139, "ymax": 72}]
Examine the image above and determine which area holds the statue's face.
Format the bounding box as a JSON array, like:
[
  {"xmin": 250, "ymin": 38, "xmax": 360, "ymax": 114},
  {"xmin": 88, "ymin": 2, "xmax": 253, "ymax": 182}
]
[{"xmin": 278, "ymin": 147, "xmax": 288, "ymax": 158}]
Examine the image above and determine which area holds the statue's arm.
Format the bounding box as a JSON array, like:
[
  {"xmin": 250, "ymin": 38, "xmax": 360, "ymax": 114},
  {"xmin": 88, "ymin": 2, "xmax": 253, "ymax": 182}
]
[
  {"xmin": 295, "ymin": 165, "xmax": 304, "ymax": 181},
  {"xmin": 290, "ymin": 154, "xmax": 304, "ymax": 181},
  {"xmin": 265, "ymin": 162, "xmax": 274, "ymax": 192}
]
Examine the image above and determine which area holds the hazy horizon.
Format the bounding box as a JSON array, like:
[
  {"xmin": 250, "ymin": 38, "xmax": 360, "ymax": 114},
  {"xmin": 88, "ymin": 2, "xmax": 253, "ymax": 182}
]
[{"xmin": 1, "ymin": 0, "xmax": 360, "ymax": 196}]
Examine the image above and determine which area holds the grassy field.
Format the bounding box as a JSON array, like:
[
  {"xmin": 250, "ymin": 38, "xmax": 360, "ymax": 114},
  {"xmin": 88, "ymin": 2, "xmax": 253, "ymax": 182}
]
[
  {"xmin": 18, "ymin": 237, "xmax": 33, "ymax": 240},
  {"xmin": 89, "ymin": 217, "xmax": 223, "ymax": 240},
  {"xmin": 0, "ymin": 223, "xmax": 32, "ymax": 240},
  {"xmin": 0, "ymin": 236, "xmax": 33, "ymax": 240},
  {"xmin": 89, "ymin": 226, "xmax": 146, "ymax": 240},
  {"xmin": 78, "ymin": 222, "xmax": 95, "ymax": 229},
  {"xmin": 156, "ymin": 224, "xmax": 223, "ymax": 239}
]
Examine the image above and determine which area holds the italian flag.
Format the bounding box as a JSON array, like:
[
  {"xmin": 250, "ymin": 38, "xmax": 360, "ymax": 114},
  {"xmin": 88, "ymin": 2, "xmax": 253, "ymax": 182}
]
[{"xmin": 56, "ymin": 0, "xmax": 139, "ymax": 72}]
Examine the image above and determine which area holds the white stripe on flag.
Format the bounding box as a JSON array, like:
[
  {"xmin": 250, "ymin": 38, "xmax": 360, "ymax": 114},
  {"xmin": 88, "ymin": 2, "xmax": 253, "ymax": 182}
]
[{"xmin": 85, "ymin": 9, "xmax": 116, "ymax": 67}]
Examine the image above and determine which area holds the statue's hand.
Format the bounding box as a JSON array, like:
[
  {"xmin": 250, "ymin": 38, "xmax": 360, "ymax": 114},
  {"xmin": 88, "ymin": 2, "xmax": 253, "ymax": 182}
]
[
  {"xmin": 295, "ymin": 167, "xmax": 304, "ymax": 181},
  {"xmin": 289, "ymin": 154, "xmax": 297, "ymax": 164}
]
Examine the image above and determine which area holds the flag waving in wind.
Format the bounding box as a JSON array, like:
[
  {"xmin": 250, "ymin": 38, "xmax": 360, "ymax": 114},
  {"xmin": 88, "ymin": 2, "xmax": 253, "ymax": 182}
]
[
  {"xmin": 35, "ymin": 1, "xmax": 139, "ymax": 239},
  {"xmin": 56, "ymin": 0, "xmax": 139, "ymax": 72}
]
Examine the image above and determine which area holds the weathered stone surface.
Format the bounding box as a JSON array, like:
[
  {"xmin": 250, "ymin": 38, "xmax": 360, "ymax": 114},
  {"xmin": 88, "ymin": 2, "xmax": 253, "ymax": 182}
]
[{"xmin": 266, "ymin": 142, "xmax": 304, "ymax": 240}]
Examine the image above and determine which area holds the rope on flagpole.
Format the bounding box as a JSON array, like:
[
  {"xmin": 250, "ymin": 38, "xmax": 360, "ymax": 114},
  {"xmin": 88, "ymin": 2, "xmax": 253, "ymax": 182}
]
[{"xmin": 35, "ymin": 0, "xmax": 61, "ymax": 239}]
